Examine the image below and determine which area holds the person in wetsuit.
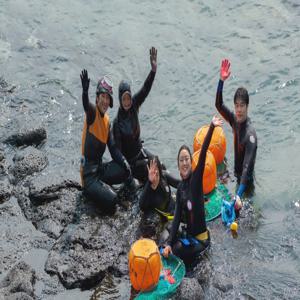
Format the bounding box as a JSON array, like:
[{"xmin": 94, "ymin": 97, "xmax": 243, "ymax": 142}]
[
  {"xmin": 215, "ymin": 59, "xmax": 257, "ymax": 210},
  {"xmin": 80, "ymin": 69, "xmax": 131, "ymax": 213},
  {"xmin": 138, "ymin": 156, "xmax": 179, "ymax": 238},
  {"xmin": 139, "ymin": 156, "xmax": 179, "ymax": 215},
  {"xmin": 112, "ymin": 47, "xmax": 157, "ymax": 183},
  {"xmin": 162, "ymin": 116, "xmax": 223, "ymax": 266}
]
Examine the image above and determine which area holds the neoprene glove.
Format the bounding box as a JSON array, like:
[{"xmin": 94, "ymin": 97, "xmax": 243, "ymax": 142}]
[{"xmin": 80, "ymin": 69, "xmax": 90, "ymax": 92}]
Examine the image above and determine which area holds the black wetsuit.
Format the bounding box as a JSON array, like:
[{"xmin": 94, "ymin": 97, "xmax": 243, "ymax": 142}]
[
  {"xmin": 139, "ymin": 170, "xmax": 179, "ymax": 213},
  {"xmin": 80, "ymin": 91, "xmax": 129, "ymax": 212},
  {"xmin": 168, "ymin": 123, "xmax": 215, "ymax": 264},
  {"xmin": 113, "ymin": 70, "xmax": 156, "ymax": 182},
  {"xmin": 216, "ymin": 80, "xmax": 257, "ymax": 187}
]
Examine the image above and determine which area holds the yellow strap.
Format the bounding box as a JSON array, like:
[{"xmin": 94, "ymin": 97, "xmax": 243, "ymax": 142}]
[
  {"xmin": 155, "ymin": 208, "xmax": 174, "ymax": 221},
  {"xmin": 195, "ymin": 230, "xmax": 208, "ymax": 241}
]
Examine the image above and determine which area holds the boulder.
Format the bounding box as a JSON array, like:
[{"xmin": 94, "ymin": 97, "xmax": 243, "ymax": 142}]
[
  {"xmin": 0, "ymin": 261, "xmax": 36, "ymax": 298},
  {"xmin": 5, "ymin": 127, "xmax": 46, "ymax": 147}
]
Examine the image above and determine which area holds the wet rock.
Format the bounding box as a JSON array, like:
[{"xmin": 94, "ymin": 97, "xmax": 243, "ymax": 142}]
[
  {"xmin": 3, "ymin": 293, "xmax": 34, "ymax": 300},
  {"xmin": 175, "ymin": 277, "xmax": 204, "ymax": 300},
  {"xmin": 238, "ymin": 201, "xmax": 260, "ymax": 230},
  {"xmin": 0, "ymin": 261, "xmax": 36, "ymax": 298},
  {"xmin": 29, "ymin": 178, "xmax": 81, "ymax": 204},
  {"xmin": 213, "ymin": 274, "xmax": 233, "ymax": 292},
  {"xmin": 5, "ymin": 127, "xmax": 47, "ymax": 147},
  {"xmin": 45, "ymin": 202, "xmax": 141, "ymax": 289},
  {"xmin": 0, "ymin": 150, "xmax": 4, "ymax": 162},
  {"xmin": 0, "ymin": 147, "xmax": 7, "ymax": 176},
  {"xmin": 45, "ymin": 218, "xmax": 121, "ymax": 289},
  {"xmin": 0, "ymin": 197, "xmax": 52, "ymax": 276},
  {"xmin": 18, "ymin": 186, "xmax": 82, "ymax": 239},
  {"xmin": 0, "ymin": 76, "xmax": 16, "ymax": 93},
  {"xmin": 0, "ymin": 178, "xmax": 12, "ymax": 203},
  {"xmin": 9, "ymin": 147, "xmax": 48, "ymax": 182},
  {"xmin": 192, "ymin": 256, "xmax": 213, "ymax": 285}
]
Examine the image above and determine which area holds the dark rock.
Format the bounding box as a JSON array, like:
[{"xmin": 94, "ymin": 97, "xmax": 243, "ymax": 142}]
[
  {"xmin": 0, "ymin": 151, "xmax": 4, "ymax": 162},
  {"xmin": 0, "ymin": 147, "xmax": 7, "ymax": 176},
  {"xmin": 9, "ymin": 147, "xmax": 48, "ymax": 182},
  {"xmin": 0, "ymin": 261, "xmax": 36, "ymax": 298},
  {"xmin": 238, "ymin": 201, "xmax": 260, "ymax": 230},
  {"xmin": 5, "ymin": 127, "xmax": 46, "ymax": 147},
  {"xmin": 45, "ymin": 217, "xmax": 125, "ymax": 289},
  {"xmin": 213, "ymin": 274, "xmax": 233, "ymax": 292},
  {"xmin": 175, "ymin": 277, "xmax": 204, "ymax": 300},
  {"xmin": 0, "ymin": 76, "xmax": 16, "ymax": 93},
  {"xmin": 45, "ymin": 201, "xmax": 142, "ymax": 289},
  {"xmin": 0, "ymin": 178, "xmax": 12, "ymax": 203},
  {"xmin": 4, "ymin": 292, "xmax": 34, "ymax": 300},
  {"xmin": 18, "ymin": 186, "xmax": 82, "ymax": 239},
  {"xmin": 192, "ymin": 255, "xmax": 213, "ymax": 285},
  {"xmin": 0, "ymin": 197, "xmax": 52, "ymax": 278},
  {"xmin": 29, "ymin": 179, "xmax": 81, "ymax": 204}
]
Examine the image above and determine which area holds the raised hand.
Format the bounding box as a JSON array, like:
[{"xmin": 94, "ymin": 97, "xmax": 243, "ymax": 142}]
[
  {"xmin": 149, "ymin": 47, "xmax": 157, "ymax": 72},
  {"xmin": 147, "ymin": 159, "xmax": 159, "ymax": 189},
  {"xmin": 220, "ymin": 59, "xmax": 231, "ymax": 81},
  {"xmin": 80, "ymin": 69, "xmax": 90, "ymax": 92},
  {"xmin": 212, "ymin": 115, "xmax": 224, "ymax": 127}
]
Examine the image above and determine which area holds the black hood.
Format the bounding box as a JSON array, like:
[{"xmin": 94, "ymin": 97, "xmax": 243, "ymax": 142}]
[{"xmin": 118, "ymin": 80, "xmax": 132, "ymax": 109}]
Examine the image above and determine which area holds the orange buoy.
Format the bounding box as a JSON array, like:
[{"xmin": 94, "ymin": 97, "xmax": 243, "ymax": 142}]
[
  {"xmin": 128, "ymin": 239, "xmax": 162, "ymax": 292},
  {"xmin": 193, "ymin": 125, "xmax": 227, "ymax": 164},
  {"xmin": 192, "ymin": 149, "xmax": 217, "ymax": 194}
]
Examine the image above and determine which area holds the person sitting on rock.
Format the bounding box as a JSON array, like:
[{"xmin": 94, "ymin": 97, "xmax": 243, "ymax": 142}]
[
  {"xmin": 80, "ymin": 69, "xmax": 132, "ymax": 213},
  {"xmin": 138, "ymin": 156, "xmax": 179, "ymax": 239},
  {"xmin": 139, "ymin": 156, "xmax": 179, "ymax": 216},
  {"xmin": 112, "ymin": 47, "xmax": 158, "ymax": 184}
]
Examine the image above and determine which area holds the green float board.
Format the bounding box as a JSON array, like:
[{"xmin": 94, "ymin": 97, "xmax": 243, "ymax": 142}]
[
  {"xmin": 136, "ymin": 255, "xmax": 185, "ymax": 300},
  {"xmin": 204, "ymin": 181, "xmax": 231, "ymax": 222}
]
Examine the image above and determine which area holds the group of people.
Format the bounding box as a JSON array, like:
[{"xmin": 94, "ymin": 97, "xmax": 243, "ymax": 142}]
[{"xmin": 79, "ymin": 48, "xmax": 257, "ymax": 265}]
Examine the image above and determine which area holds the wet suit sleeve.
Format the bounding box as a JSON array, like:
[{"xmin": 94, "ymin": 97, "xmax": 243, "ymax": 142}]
[
  {"xmin": 107, "ymin": 124, "xmax": 127, "ymax": 167},
  {"xmin": 240, "ymin": 132, "xmax": 257, "ymax": 186},
  {"xmin": 168, "ymin": 188, "xmax": 182, "ymax": 246},
  {"xmin": 163, "ymin": 170, "xmax": 180, "ymax": 189},
  {"xmin": 190, "ymin": 123, "xmax": 215, "ymax": 235},
  {"xmin": 191, "ymin": 122, "xmax": 215, "ymax": 197},
  {"xmin": 215, "ymin": 80, "xmax": 235, "ymax": 127},
  {"xmin": 82, "ymin": 91, "xmax": 95, "ymax": 125},
  {"xmin": 139, "ymin": 181, "xmax": 153, "ymax": 211},
  {"xmin": 112, "ymin": 119, "xmax": 122, "ymax": 152},
  {"xmin": 132, "ymin": 70, "xmax": 156, "ymax": 109}
]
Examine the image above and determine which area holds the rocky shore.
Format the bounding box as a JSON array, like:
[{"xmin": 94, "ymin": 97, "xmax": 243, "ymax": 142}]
[{"xmin": 0, "ymin": 127, "xmax": 258, "ymax": 299}]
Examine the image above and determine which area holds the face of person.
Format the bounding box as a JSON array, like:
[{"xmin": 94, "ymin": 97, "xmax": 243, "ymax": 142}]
[
  {"xmin": 234, "ymin": 98, "xmax": 248, "ymax": 123},
  {"xmin": 178, "ymin": 149, "xmax": 192, "ymax": 180},
  {"xmin": 121, "ymin": 93, "xmax": 132, "ymax": 111},
  {"xmin": 96, "ymin": 93, "xmax": 110, "ymax": 114}
]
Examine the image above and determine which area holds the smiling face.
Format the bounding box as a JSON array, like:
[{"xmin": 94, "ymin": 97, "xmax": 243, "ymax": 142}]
[
  {"xmin": 121, "ymin": 92, "xmax": 132, "ymax": 111},
  {"xmin": 234, "ymin": 98, "xmax": 248, "ymax": 123},
  {"xmin": 178, "ymin": 149, "xmax": 192, "ymax": 180},
  {"xmin": 96, "ymin": 93, "xmax": 110, "ymax": 114}
]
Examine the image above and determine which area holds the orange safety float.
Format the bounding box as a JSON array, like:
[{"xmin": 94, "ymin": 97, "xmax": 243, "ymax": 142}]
[
  {"xmin": 193, "ymin": 125, "xmax": 227, "ymax": 164},
  {"xmin": 128, "ymin": 238, "xmax": 162, "ymax": 292},
  {"xmin": 192, "ymin": 148, "xmax": 217, "ymax": 194}
]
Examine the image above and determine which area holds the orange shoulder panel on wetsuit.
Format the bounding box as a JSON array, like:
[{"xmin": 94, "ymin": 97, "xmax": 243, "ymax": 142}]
[{"xmin": 81, "ymin": 109, "xmax": 110, "ymax": 156}]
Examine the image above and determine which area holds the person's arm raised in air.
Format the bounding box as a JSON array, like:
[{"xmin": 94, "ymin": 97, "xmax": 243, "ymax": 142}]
[
  {"xmin": 132, "ymin": 47, "xmax": 157, "ymax": 109},
  {"xmin": 80, "ymin": 69, "xmax": 95, "ymax": 124},
  {"xmin": 215, "ymin": 59, "xmax": 235, "ymax": 127}
]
